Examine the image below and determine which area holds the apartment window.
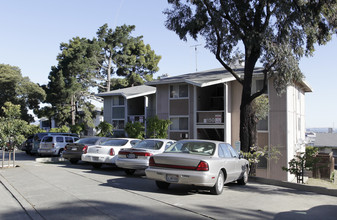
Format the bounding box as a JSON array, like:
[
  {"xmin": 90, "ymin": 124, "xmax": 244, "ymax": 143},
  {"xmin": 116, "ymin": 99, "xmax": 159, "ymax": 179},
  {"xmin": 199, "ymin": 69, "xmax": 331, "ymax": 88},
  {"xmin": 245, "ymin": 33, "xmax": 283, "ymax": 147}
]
[
  {"xmin": 170, "ymin": 84, "xmax": 188, "ymax": 98},
  {"xmin": 255, "ymin": 79, "xmax": 268, "ymax": 94},
  {"xmin": 257, "ymin": 117, "xmax": 268, "ymax": 131},
  {"xmin": 170, "ymin": 117, "xmax": 188, "ymax": 131},
  {"xmin": 112, "ymin": 120, "xmax": 124, "ymax": 129},
  {"xmin": 112, "ymin": 96, "xmax": 124, "ymax": 106},
  {"xmin": 112, "ymin": 107, "xmax": 125, "ymax": 119}
]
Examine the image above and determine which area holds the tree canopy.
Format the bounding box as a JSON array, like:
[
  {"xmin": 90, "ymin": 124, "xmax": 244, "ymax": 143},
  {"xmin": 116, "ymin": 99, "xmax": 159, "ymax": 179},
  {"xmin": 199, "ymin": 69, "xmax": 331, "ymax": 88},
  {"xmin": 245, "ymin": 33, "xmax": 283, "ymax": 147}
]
[
  {"xmin": 0, "ymin": 64, "xmax": 46, "ymax": 122},
  {"xmin": 165, "ymin": 0, "xmax": 337, "ymax": 152},
  {"xmin": 93, "ymin": 24, "xmax": 161, "ymax": 92}
]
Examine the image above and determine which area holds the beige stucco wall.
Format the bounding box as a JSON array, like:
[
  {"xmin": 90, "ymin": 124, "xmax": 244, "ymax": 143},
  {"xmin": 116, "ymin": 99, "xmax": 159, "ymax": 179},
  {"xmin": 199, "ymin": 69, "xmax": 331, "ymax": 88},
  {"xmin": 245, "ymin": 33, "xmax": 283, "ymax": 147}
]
[{"xmin": 156, "ymin": 85, "xmax": 169, "ymax": 120}]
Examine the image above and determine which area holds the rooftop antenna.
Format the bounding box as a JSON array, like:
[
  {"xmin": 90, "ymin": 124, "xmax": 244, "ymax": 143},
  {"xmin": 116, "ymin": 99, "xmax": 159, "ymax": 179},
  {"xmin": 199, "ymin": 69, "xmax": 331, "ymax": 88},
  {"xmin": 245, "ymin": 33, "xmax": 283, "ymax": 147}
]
[{"xmin": 191, "ymin": 44, "xmax": 201, "ymax": 72}]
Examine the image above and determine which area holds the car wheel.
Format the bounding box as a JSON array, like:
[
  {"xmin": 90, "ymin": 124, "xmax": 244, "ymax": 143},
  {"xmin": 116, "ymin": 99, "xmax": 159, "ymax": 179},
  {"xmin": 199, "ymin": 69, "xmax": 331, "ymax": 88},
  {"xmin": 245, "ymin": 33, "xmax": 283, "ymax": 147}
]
[
  {"xmin": 210, "ymin": 170, "xmax": 225, "ymax": 195},
  {"xmin": 155, "ymin": 181, "xmax": 170, "ymax": 190},
  {"xmin": 92, "ymin": 163, "xmax": 102, "ymax": 169},
  {"xmin": 58, "ymin": 149, "xmax": 64, "ymax": 156},
  {"xmin": 69, "ymin": 159, "xmax": 79, "ymax": 164},
  {"xmin": 124, "ymin": 169, "xmax": 136, "ymax": 175},
  {"xmin": 237, "ymin": 166, "xmax": 249, "ymax": 185}
]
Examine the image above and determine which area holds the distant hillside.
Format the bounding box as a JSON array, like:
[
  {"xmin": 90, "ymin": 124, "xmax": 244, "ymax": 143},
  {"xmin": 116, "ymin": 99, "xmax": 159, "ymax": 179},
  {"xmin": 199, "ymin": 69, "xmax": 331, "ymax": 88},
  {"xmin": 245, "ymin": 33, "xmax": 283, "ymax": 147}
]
[{"xmin": 306, "ymin": 128, "xmax": 336, "ymax": 133}]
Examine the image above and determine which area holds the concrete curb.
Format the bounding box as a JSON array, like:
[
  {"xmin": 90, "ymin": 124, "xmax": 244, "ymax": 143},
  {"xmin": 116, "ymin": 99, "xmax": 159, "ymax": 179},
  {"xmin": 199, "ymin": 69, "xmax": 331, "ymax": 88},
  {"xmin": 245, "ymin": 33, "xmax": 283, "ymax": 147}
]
[
  {"xmin": 35, "ymin": 157, "xmax": 66, "ymax": 163},
  {"xmin": 0, "ymin": 174, "xmax": 43, "ymax": 220},
  {"xmin": 250, "ymin": 176, "xmax": 337, "ymax": 197}
]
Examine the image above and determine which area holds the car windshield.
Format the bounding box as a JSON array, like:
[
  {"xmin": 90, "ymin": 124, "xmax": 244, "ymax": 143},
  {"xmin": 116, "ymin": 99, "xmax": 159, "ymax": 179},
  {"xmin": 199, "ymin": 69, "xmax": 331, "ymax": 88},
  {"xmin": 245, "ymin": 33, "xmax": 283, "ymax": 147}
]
[
  {"xmin": 133, "ymin": 140, "xmax": 163, "ymax": 150},
  {"xmin": 165, "ymin": 141, "xmax": 215, "ymax": 156},
  {"xmin": 75, "ymin": 138, "xmax": 101, "ymax": 145},
  {"xmin": 101, "ymin": 139, "xmax": 128, "ymax": 146}
]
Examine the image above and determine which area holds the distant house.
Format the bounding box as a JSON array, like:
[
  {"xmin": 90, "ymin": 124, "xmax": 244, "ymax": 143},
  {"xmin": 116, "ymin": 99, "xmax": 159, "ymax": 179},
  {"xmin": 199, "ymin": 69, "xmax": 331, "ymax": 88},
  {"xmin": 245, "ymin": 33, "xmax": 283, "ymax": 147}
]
[
  {"xmin": 96, "ymin": 85, "xmax": 156, "ymax": 137},
  {"xmin": 98, "ymin": 67, "xmax": 312, "ymax": 182},
  {"xmin": 313, "ymin": 132, "xmax": 337, "ymax": 169}
]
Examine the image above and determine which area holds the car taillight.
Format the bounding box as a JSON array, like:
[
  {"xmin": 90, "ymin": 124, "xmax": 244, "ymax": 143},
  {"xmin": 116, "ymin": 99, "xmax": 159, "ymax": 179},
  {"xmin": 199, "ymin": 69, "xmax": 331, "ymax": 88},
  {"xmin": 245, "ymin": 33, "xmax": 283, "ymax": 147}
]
[
  {"xmin": 83, "ymin": 145, "xmax": 88, "ymax": 154},
  {"xmin": 196, "ymin": 161, "xmax": 209, "ymax": 171},
  {"xmin": 52, "ymin": 143, "xmax": 55, "ymax": 148},
  {"xmin": 135, "ymin": 152, "xmax": 153, "ymax": 157},
  {"xmin": 118, "ymin": 151, "xmax": 128, "ymax": 155},
  {"xmin": 149, "ymin": 157, "xmax": 155, "ymax": 166},
  {"xmin": 109, "ymin": 148, "xmax": 115, "ymax": 156}
]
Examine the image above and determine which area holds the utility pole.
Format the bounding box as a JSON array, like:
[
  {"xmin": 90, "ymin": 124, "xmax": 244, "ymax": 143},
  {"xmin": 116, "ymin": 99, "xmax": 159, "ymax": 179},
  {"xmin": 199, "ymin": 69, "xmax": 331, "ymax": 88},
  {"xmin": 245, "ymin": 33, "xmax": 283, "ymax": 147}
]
[{"xmin": 191, "ymin": 44, "xmax": 201, "ymax": 72}]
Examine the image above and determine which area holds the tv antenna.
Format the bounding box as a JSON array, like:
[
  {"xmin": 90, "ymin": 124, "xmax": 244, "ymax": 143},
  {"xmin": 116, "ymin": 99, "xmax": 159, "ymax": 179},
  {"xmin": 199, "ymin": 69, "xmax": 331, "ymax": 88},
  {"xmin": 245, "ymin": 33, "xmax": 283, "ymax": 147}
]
[{"xmin": 191, "ymin": 44, "xmax": 202, "ymax": 72}]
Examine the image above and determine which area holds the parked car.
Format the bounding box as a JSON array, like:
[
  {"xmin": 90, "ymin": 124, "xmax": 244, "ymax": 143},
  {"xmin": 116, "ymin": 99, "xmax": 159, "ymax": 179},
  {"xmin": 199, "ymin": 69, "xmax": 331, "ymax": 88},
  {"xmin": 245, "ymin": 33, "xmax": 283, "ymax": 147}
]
[
  {"xmin": 21, "ymin": 135, "xmax": 34, "ymax": 154},
  {"xmin": 81, "ymin": 138, "xmax": 141, "ymax": 169},
  {"xmin": 145, "ymin": 139, "xmax": 249, "ymax": 195},
  {"xmin": 62, "ymin": 137, "xmax": 113, "ymax": 164},
  {"xmin": 38, "ymin": 135, "xmax": 79, "ymax": 156},
  {"xmin": 116, "ymin": 139, "xmax": 176, "ymax": 175},
  {"xmin": 29, "ymin": 132, "xmax": 78, "ymax": 155}
]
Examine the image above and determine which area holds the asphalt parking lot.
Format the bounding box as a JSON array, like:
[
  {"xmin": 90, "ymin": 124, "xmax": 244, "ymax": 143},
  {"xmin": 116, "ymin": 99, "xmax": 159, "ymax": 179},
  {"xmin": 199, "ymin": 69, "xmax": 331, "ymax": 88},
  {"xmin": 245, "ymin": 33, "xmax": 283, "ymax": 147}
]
[{"xmin": 1, "ymin": 151, "xmax": 336, "ymax": 220}]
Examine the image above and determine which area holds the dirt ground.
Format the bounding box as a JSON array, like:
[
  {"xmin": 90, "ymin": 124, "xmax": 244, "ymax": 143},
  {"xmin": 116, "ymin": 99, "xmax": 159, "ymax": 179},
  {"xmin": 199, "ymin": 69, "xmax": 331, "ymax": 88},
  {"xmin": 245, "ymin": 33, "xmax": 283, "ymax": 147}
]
[{"xmin": 306, "ymin": 177, "xmax": 337, "ymax": 189}]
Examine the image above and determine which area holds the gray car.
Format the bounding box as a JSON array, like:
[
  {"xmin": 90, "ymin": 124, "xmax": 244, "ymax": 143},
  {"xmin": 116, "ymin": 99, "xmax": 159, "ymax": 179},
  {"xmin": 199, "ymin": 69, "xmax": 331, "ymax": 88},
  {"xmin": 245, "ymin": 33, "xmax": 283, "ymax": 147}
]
[{"xmin": 145, "ymin": 139, "xmax": 249, "ymax": 195}]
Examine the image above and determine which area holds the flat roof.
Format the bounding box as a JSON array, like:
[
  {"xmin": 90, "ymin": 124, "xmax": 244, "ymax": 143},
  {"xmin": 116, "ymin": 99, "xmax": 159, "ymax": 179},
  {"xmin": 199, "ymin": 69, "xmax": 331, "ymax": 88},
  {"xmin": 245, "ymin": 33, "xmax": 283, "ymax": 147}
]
[{"xmin": 96, "ymin": 85, "xmax": 156, "ymax": 99}]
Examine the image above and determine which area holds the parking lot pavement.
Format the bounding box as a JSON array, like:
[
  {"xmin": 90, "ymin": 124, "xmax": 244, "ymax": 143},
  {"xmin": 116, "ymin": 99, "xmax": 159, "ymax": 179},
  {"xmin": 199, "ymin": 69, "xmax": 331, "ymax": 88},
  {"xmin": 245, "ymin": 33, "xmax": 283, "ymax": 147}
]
[{"xmin": 1, "ymin": 151, "xmax": 337, "ymax": 220}]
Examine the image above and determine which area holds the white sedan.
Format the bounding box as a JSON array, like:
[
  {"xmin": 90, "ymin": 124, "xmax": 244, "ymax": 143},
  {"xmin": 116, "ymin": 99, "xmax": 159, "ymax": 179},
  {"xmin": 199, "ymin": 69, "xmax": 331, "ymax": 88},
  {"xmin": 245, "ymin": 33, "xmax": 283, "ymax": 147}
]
[
  {"xmin": 81, "ymin": 138, "xmax": 140, "ymax": 169},
  {"xmin": 116, "ymin": 139, "xmax": 176, "ymax": 175},
  {"xmin": 145, "ymin": 139, "xmax": 249, "ymax": 195}
]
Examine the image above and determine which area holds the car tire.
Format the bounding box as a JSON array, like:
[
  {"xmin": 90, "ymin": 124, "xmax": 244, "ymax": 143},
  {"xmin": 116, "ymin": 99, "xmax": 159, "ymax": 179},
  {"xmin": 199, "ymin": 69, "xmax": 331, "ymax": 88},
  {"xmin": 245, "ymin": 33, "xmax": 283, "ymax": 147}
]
[
  {"xmin": 237, "ymin": 166, "xmax": 249, "ymax": 185},
  {"xmin": 125, "ymin": 169, "xmax": 136, "ymax": 175},
  {"xmin": 58, "ymin": 149, "xmax": 64, "ymax": 156},
  {"xmin": 155, "ymin": 181, "xmax": 170, "ymax": 190},
  {"xmin": 69, "ymin": 159, "xmax": 79, "ymax": 164},
  {"xmin": 210, "ymin": 170, "xmax": 225, "ymax": 195},
  {"xmin": 92, "ymin": 163, "xmax": 102, "ymax": 169}
]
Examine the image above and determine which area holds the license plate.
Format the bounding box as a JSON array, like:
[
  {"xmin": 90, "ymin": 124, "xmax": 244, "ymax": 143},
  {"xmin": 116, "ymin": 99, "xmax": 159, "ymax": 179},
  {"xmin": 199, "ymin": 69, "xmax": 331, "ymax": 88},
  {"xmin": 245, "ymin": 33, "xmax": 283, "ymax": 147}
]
[
  {"xmin": 166, "ymin": 174, "xmax": 179, "ymax": 182},
  {"xmin": 127, "ymin": 154, "xmax": 136, "ymax": 159},
  {"xmin": 71, "ymin": 147, "xmax": 77, "ymax": 151},
  {"xmin": 92, "ymin": 156, "xmax": 99, "ymax": 161}
]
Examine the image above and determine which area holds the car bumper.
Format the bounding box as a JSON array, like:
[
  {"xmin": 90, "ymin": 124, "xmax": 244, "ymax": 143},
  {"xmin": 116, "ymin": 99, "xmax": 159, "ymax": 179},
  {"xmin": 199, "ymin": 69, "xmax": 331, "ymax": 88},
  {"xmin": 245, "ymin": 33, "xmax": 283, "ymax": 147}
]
[
  {"xmin": 145, "ymin": 167, "xmax": 217, "ymax": 187},
  {"xmin": 62, "ymin": 152, "xmax": 82, "ymax": 160},
  {"xmin": 116, "ymin": 158, "xmax": 149, "ymax": 170},
  {"xmin": 81, "ymin": 154, "xmax": 117, "ymax": 164},
  {"xmin": 38, "ymin": 149, "xmax": 58, "ymax": 156}
]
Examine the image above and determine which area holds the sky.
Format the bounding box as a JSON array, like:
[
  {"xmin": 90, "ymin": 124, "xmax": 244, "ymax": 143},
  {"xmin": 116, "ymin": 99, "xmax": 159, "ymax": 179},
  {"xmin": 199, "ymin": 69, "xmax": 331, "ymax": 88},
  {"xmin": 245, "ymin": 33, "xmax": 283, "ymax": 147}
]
[{"xmin": 1, "ymin": 0, "xmax": 336, "ymax": 129}]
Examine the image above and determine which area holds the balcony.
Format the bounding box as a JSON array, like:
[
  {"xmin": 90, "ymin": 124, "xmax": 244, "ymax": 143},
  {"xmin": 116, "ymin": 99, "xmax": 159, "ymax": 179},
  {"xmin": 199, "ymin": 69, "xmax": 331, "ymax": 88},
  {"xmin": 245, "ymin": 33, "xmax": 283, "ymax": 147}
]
[{"xmin": 197, "ymin": 111, "xmax": 224, "ymax": 125}]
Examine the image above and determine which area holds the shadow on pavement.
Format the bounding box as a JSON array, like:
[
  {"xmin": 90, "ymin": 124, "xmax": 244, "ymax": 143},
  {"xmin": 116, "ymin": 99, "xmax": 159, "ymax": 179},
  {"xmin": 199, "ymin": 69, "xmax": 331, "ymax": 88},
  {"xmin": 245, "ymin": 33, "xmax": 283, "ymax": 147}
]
[{"xmin": 274, "ymin": 205, "xmax": 337, "ymax": 220}]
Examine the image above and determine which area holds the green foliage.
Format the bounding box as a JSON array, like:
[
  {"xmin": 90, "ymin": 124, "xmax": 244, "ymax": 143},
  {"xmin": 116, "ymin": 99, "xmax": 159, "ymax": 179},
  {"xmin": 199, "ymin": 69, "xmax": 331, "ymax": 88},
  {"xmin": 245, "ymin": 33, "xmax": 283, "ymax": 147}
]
[
  {"xmin": 0, "ymin": 102, "xmax": 29, "ymax": 149},
  {"xmin": 125, "ymin": 122, "xmax": 145, "ymax": 139},
  {"xmin": 49, "ymin": 125, "xmax": 70, "ymax": 133},
  {"xmin": 305, "ymin": 146, "xmax": 319, "ymax": 171},
  {"xmin": 241, "ymin": 145, "xmax": 281, "ymax": 175},
  {"xmin": 252, "ymin": 95, "xmax": 269, "ymax": 121},
  {"xmin": 94, "ymin": 24, "xmax": 161, "ymax": 91},
  {"xmin": 96, "ymin": 121, "xmax": 113, "ymax": 137},
  {"xmin": 282, "ymin": 147, "xmax": 319, "ymax": 181},
  {"xmin": 70, "ymin": 124, "xmax": 84, "ymax": 135},
  {"xmin": 146, "ymin": 116, "xmax": 172, "ymax": 139},
  {"xmin": 0, "ymin": 64, "xmax": 46, "ymax": 122},
  {"xmin": 26, "ymin": 125, "xmax": 46, "ymax": 137}
]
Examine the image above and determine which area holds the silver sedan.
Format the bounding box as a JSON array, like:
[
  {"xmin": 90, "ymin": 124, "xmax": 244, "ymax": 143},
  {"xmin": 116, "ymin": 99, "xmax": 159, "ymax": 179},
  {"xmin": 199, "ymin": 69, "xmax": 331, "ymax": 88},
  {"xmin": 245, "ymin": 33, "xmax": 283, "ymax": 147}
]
[{"xmin": 145, "ymin": 139, "xmax": 249, "ymax": 195}]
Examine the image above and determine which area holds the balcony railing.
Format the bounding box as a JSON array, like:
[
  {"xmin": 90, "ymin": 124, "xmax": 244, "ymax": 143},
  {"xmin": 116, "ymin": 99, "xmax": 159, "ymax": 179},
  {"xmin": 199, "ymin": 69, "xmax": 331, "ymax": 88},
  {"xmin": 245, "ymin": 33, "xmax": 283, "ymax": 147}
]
[{"xmin": 197, "ymin": 111, "xmax": 224, "ymax": 125}]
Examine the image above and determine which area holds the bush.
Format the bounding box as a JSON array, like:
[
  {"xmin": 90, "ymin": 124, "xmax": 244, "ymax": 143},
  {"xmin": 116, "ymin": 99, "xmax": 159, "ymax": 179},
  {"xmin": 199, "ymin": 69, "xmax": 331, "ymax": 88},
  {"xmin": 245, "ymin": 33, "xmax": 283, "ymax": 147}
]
[
  {"xmin": 146, "ymin": 116, "xmax": 172, "ymax": 139},
  {"xmin": 96, "ymin": 121, "xmax": 113, "ymax": 137},
  {"xmin": 125, "ymin": 122, "xmax": 144, "ymax": 139}
]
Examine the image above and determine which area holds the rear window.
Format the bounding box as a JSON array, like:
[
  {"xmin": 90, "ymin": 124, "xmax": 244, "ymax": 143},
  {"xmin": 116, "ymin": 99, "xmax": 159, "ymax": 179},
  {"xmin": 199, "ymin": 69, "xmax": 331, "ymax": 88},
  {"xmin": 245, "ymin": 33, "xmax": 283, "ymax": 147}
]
[
  {"xmin": 134, "ymin": 140, "xmax": 163, "ymax": 150},
  {"xmin": 42, "ymin": 136, "xmax": 53, "ymax": 142},
  {"xmin": 165, "ymin": 141, "xmax": 215, "ymax": 155},
  {"xmin": 102, "ymin": 139, "xmax": 128, "ymax": 146},
  {"xmin": 65, "ymin": 137, "xmax": 74, "ymax": 143},
  {"xmin": 76, "ymin": 138, "xmax": 101, "ymax": 145}
]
